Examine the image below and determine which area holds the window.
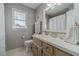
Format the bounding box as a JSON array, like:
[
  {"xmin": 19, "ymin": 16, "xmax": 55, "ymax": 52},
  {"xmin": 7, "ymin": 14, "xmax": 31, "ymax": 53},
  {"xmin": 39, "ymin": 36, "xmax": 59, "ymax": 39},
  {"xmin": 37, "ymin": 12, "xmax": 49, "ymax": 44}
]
[{"xmin": 12, "ymin": 8, "xmax": 27, "ymax": 29}]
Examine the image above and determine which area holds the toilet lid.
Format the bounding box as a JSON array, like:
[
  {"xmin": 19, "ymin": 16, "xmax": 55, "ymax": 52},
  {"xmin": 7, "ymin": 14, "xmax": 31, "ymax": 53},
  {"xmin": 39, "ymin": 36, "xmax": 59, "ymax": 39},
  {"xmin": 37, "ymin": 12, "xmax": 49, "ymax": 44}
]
[{"xmin": 24, "ymin": 40, "xmax": 33, "ymax": 44}]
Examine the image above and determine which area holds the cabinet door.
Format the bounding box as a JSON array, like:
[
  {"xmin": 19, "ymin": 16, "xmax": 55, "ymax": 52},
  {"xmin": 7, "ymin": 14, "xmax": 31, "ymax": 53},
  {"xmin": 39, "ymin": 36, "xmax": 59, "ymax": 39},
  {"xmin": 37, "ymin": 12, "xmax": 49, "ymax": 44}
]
[
  {"xmin": 32, "ymin": 44, "xmax": 38, "ymax": 56},
  {"xmin": 43, "ymin": 50, "xmax": 50, "ymax": 56},
  {"xmin": 43, "ymin": 42, "xmax": 54, "ymax": 55},
  {"xmin": 33, "ymin": 38, "xmax": 42, "ymax": 47},
  {"xmin": 54, "ymin": 48, "xmax": 72, "ymax": 56},
  {"xmin": 38, "ymin": 47, "xmax": 42, "ymax": 56}
]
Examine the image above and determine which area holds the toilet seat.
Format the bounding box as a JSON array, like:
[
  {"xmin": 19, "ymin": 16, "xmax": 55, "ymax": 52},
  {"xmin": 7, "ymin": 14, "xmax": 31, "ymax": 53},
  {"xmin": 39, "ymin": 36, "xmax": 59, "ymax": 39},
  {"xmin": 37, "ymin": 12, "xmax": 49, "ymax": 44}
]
[
  {"xmin": 24, "ymin": 40, "xmax": 33, "ymax": 52},
  {"xmin": 24, "ymin": 40, "xmax": 33, "ymax": 46}
]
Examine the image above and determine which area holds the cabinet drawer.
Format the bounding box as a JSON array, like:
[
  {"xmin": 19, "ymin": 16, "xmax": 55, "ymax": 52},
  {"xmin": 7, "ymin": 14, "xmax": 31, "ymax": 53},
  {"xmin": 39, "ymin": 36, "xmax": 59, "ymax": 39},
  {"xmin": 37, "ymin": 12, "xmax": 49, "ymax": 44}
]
[
  {"xmin": 54, "ymin": 48, "xmax": 72, "ymax": 56},
  {"xmin": 32, "ymin": 43, "xmax": 38, "ymax": 56},
  {"xmin": 38, "ymin": 48, "xmax": 42, "ymax": 56},
  {"xmin": 43, "ymin": 42, "xmax": 54, "ymax": 55},
  {"xmin": 33, "ymin": 37, "xmax": 42, "ymax": 47},
  {"xmin": 43, "ymin": 50, "xmax": 50, "ymax": 56}
]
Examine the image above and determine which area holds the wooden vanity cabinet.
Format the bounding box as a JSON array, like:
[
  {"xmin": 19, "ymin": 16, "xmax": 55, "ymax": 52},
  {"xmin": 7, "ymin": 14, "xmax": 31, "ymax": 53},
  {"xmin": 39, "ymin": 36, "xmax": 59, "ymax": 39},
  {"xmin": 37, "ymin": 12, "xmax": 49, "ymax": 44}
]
[
  {"xmin": 42, "ymin": 42, "xmax": 54, "ymax": 56},
  {"xmin": 32, "ymin": 37, "xmax": 42, "ymax": 56},
  {"xmin": 42, "ymin": 50, "xmax": 51, "ymax": 56},
  {"xmin": 32, "ymin": 43, "xmax": 38, "ymax": 56},
  {"xmin": 32, "ymin": 37, "xmax": 72, "ymax": 56},
  {"xmin": 38, "ymin": 47, "xmax": 42, "ymax": 56},
  {"xmin": 54, "ymin": 48, "xmax": 72, "ymax": 56},
  {"xmin": 32, "ymin": 44, "xmax": 42, "ymax": 56}
]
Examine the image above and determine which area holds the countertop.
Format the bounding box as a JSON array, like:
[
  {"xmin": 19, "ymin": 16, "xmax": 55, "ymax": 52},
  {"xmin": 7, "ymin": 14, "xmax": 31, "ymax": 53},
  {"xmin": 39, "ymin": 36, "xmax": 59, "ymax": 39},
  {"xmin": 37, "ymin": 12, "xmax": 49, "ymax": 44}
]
[{"xmin": 32, "ymin": 34, "xmax": 79, "ymax": 56}]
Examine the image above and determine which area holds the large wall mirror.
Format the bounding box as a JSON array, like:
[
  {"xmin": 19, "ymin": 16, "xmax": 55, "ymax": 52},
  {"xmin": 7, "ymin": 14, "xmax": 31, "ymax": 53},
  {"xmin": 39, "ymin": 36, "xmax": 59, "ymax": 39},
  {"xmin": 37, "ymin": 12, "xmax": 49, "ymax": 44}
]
[{"xmin": 43, "ymin": 3, "xmax": 74, "ymax": 33}]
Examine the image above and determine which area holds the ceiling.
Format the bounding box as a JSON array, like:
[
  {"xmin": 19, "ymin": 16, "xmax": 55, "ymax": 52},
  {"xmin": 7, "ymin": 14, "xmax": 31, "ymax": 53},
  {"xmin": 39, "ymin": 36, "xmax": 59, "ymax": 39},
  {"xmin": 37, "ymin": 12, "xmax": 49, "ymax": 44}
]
[
  {"xmin": 46, "ymin": 3, "xmax": 73, "ymax": 16},
  {"xmin": 22, "ymin": 3, "xmax": 41, "ymax": 9}
]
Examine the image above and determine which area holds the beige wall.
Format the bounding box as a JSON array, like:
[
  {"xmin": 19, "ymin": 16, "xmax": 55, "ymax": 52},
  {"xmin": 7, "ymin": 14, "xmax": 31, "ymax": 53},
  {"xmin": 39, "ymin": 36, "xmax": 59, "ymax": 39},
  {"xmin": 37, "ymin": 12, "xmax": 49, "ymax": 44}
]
[
  {"xmin": 5, "ymin": 3, "xmax": 35, "ymax": 50},
  {"xmin": 36, "ymin": 3, "xmax": 47, "ymax": 21},
  {"xmin": 35, "ymin": 3, "xmax": 47, "ymax": 32}
]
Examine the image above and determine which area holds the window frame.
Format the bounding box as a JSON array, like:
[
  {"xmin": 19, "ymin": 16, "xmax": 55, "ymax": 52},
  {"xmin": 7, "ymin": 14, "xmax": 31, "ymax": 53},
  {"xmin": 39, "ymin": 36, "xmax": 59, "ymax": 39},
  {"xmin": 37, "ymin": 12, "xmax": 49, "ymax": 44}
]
[{"xmin": 12, "ymin": 8, "xmax": 27, "ymax": 29}]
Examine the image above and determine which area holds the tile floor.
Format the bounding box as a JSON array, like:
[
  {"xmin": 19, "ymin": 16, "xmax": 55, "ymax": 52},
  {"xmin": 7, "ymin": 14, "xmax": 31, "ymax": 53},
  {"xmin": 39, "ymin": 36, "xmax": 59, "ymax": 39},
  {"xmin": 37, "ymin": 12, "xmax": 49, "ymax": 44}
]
[{"xmin": 6, "ymin": 46, "xmax": 33, "ymax": 56}]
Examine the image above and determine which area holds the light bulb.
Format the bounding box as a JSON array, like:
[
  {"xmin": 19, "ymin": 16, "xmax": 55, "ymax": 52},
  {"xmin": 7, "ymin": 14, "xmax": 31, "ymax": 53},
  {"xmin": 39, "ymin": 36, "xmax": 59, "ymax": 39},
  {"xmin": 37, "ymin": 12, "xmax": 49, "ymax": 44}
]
[{"xmin": 47, "ymin": 3, "xmax": 62, "ymax": 7}]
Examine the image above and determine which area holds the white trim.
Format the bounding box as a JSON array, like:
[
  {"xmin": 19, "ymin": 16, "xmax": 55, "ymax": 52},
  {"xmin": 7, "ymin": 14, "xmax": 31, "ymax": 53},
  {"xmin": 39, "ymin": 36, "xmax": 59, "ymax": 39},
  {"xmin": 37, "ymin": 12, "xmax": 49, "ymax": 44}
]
[{"xmin": 12, "ymin": 8, "xmax": 27, "ymax": 29}]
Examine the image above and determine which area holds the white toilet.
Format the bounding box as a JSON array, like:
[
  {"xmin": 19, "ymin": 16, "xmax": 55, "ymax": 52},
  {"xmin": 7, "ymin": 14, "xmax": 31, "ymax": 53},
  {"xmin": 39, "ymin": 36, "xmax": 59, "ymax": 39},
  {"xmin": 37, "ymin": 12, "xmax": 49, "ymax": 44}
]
[{"xmin": 24, "ymin": 40, "xmax": 33, "ymax": 52}]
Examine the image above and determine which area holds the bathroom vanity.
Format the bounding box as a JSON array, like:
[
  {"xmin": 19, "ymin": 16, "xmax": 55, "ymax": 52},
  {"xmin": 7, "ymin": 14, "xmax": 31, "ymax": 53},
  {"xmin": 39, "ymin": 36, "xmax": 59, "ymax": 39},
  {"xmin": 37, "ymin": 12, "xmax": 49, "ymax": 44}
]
[
  {"xmin": 32, "ymin": 34, "xmax": 79, "ymax": 56},
  {"xmin": 32, "ymin": 3, "xmax": 79, "ymax": 56}
]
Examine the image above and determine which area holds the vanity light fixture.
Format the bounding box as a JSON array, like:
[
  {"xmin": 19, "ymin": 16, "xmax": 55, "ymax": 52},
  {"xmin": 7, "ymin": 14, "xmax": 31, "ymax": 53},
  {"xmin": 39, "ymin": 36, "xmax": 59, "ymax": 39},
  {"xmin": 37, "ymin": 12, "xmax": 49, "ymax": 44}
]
[{"xmin": 47, "ymin": 3, "xmax": 62, "ymax": 9}]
